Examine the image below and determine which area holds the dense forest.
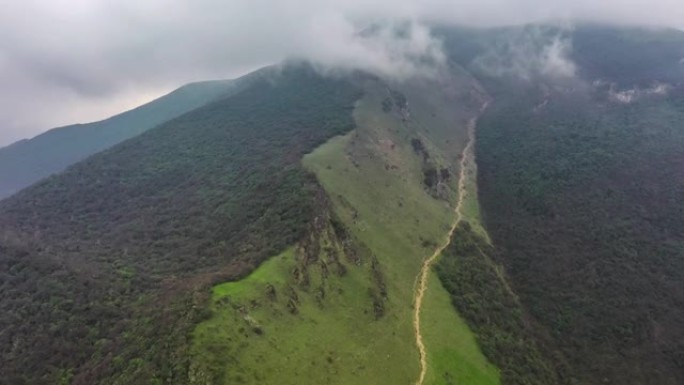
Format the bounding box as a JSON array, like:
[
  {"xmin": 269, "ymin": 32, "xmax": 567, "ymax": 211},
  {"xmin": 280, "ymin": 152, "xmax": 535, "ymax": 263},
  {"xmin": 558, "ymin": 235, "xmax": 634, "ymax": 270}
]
[
  {"xmin": 0, "ymin": 77, "xmax": 249, "ymax": 200},
  {"xmin": 0, "ymin": 65, "xmax": 361, "ymax": 385},
  {"xmin": 476, "ymin": 78, "xmax": 684, "ymax": 384},
  {"xmin": 432, "ymin": 25, "xmax": 684, "ymax": 384},
  {"xmin": 436, "ymin": 222, "xmax": 561, "ymax": 385},
  {"xmin": 571, "ymin": 25, "xmax": 684, "ymax": 87}
]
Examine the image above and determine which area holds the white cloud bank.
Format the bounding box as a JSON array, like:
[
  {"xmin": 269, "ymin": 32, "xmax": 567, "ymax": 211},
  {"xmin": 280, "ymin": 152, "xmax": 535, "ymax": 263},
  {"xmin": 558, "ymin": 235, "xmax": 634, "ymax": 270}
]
[{"xmin": 0, "ymin": 0, "xmax": 683, "ymax": 145}]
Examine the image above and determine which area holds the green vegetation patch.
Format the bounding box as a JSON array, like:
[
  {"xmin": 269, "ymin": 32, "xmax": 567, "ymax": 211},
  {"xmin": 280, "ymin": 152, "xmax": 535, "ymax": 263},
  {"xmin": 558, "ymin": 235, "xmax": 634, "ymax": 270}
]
[
  {"xmin": 436, "ymin": 223, "xmax": 559, "ymax": 385},
  {"xmin": 476, "ymin": 79, "xmax": 684, "ymax": 384},
  {"xmin": 189, "ymin": 220, "xmax": 398, "ymax": 384},
  {"xmin": 190, "ymin": 74, "xmax": 500, "ymax": 385},
  {"xmin": 0, "ymin": 64, "xmax": 361, "ymax": 385},
  {"xmin": 0, "ymin": 75, "xmax": 249, "ymax": 200},
  {"xmin": 305, "ymin": 77, "xmax": 499, "ymax": 385}
]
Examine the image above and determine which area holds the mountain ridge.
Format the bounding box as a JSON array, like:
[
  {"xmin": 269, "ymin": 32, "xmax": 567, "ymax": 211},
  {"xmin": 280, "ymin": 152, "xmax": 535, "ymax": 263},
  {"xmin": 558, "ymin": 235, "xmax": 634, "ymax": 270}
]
[
  {"xmin": 0, "ymin": 74, "xmax": 252, "ymax": 200},
  {"xmin": 1, "ymin": 23, "xmax": 684, "ymax": 385}
]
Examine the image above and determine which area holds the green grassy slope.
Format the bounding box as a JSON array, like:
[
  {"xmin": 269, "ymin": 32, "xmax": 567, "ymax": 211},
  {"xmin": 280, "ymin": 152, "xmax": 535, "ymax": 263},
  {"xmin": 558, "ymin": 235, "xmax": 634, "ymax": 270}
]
[
  {"xmin": 306, "ymin": 75, "xmax": 499, "ymax": 385},
  {"xmin": 0, "ymin": 71, "xmax": 267, "ymax": 200},
  {"xmin": 0, "ymin": 64, "xmax": 361, "ymax": 385},
  {"xmin": 190, "ymin": 72, "xmax": 499, "ymax": 385}
]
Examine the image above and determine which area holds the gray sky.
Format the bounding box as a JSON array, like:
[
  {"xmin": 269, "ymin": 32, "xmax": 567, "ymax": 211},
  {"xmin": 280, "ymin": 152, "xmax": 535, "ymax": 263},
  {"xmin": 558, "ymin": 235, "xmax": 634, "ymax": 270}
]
[{"xmin": 1, "ymin": 0, "xmax": 683, "ymax": 147}]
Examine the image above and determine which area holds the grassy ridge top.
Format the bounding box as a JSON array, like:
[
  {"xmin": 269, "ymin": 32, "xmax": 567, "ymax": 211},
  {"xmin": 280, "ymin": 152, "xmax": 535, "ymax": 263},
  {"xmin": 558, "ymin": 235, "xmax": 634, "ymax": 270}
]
[
  {"xmin": 307, "ymin": 76, "xmax": 499, "ymax": 385},
  {"xmin": 189, "ymin": 72, "xmax": 500, "ymax": 384},
  {"xmin": 0, "ymin": 64, "xmax": 361, "ymax": 385}
]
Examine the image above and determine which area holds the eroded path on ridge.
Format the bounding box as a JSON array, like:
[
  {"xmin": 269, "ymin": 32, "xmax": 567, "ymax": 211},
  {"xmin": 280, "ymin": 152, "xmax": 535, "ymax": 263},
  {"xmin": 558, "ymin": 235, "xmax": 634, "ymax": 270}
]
[{"xmin": 413, "ymin": 102, "xmax": 488, "ymax": 385}]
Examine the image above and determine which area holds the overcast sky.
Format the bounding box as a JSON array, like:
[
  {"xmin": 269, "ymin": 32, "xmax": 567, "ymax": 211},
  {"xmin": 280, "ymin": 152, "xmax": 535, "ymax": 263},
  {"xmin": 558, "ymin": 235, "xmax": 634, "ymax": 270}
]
[{"xmin": 1, "ymin": 0, "xmax": 683, "ymax": 147}]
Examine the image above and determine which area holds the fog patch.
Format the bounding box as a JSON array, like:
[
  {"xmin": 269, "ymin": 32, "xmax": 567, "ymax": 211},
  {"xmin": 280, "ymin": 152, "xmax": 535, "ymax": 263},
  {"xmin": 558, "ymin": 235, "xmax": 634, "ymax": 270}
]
[
  {"xmin": 473, "ymin": 27, "xmax": 576, "ymax": 80},
  {"xmin": 304, "ymin": 19, "xmax": 447, "ymax": 80},
  {"xmin": 601, "ymin": 81, "xmax": 672, "ymax": 103}
]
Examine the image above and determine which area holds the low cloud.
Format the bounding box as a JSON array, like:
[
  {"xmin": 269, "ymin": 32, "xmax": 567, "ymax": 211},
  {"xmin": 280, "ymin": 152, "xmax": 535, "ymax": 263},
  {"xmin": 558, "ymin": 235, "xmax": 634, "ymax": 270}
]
[
  {"xmin": 1, "ymin": 0, "xmax": 683, "ymax": 145},
  {"xmin": 603, "ymin": 81, "xmax": 672, "ymax": 103},
  {"xmin": 305, "ymin": 19, "xmax": 447, "ymax": 79},
  {"xmin": 539, "ymin": 37, "xmax": 576, "ymax": 78},
  {"xmin": 473, "ymin": 27, "xmax": 576, "ymax": 80}
]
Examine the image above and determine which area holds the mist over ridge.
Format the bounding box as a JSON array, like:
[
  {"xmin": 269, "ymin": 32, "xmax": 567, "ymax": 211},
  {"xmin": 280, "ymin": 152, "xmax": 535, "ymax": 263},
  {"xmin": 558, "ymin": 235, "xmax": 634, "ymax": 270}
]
[{"xmin": 1, "ymin": 0, "xmax": 683, "ymax": 145}]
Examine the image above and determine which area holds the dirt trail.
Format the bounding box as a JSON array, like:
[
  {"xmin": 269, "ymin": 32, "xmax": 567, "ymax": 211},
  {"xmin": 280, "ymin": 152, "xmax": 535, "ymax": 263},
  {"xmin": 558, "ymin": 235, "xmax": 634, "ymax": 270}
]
[{"xmin": 413, "ymin": 102, "xmax": 488, "ymax": 385}]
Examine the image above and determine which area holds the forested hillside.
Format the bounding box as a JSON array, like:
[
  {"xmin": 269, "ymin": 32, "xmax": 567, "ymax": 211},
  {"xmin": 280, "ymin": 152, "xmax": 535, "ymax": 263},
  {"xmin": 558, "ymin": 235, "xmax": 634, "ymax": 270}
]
[
  {"xmin": 436, "ymin": 222, "xmax": 561, "ymax": 385},
  {"xmin": 474, "ymin": 48, "xmax": 684, "ymax": 385},
  {"xmin": 0, "ymin": 76, "xmax": 252, "ymax": 200},
  {"xmin": 572, "ymin": 25, "xmax": 684, "ymax": 86},
  {"xmin": 0, "ymin": 64, "xmax": 361, "ymax": 385}
]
